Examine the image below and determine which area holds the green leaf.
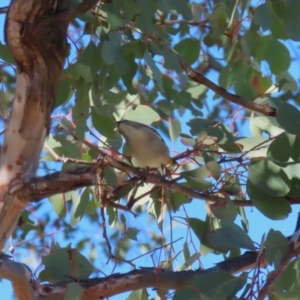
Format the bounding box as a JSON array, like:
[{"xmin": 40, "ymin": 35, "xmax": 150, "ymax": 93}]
[
  {"xmin": 71, "ymin": 188, "xmax": 90, "ymax": 226},
  {"xmin": 277, "ymin": 103, "xmax": 300, "ymax": 134},
  {"xmin": 206, "ymin": 161, "xmax": 221, "ymax": 180},
  {"xmin": 206, "ymin": 220, "xmax": 255, "ymax": 251},
  {"xmin": 64, "ymin": 283, "xmax": 83, "ymax": 300},
  {"xmin": 186, "ymin": 118, "xmax": 211, "ymax": 138},
  {"xmin": 207, "ymin": 200, "xmax": 237, "ymax": 221},
  {"xmin": 144, "ymin": 51, "xmax": 163, "ymax": 90},
  {"xmin": 174, "ymin": 38, "xmax": 200, "ymax": 64},
  {"xmin": 174, "ymin": 271, "xmax": 246, "ymax": 300},
  {"xmin": 73, "ymin": 84, "xmax": 90, "ymax": 140},
  {"xmin": 209, "ymin": 3, "xmax": 228, "ymax": 39},
  {"xmin": 169, "ymin": 191, "xmax": 192, "ymax": 211},
  {"xmin": 265, "ymin": 229, "xmax": 288, "ymax": 268},
  {"xmin": 249, "ymin": 116, "xmax": 284, "ymax": 136},
  {"xmin": 247, "ymin": 181, "xmax": 291, "ymax": 220},
  {"xmin": 122, "ymin": 0, "xmax": 142, "ymax": 21},
  {"xmin": 123, "ymin": 105, "xmax": 160, "ymax": 124},
  {"xmin": 158, "ymin": 0, "xmax": 193, "ymax": 20},
  {"xmin": 267, "ymin": 133, "xmax": 295, "ymax": 162},
  {"xmin": 264, "ymin": 38, "xmax": 291, "ymax": 74},
  {"xmin": 55, "ymin": 80, "xmax": 72, "ymax": 108},
  {"xmin": 169, "ymin": 119, "xmax": 181, "ymax": 144},
  {"xmin": 128, "ymin": 288, "xmax": 148, "ymax": 300},
  {"xmin": 179, "ymin": 133, "xmax": 196, "ymax": 147},
  {"xmin": 91, "ymin": 107, "xmax": 116, "ymax": 138},
  {"xmin": 207, "ymin": 125, "xmax": 235, "ymax": 143},
  {"xmin": 272, "ymin": 258, "xmax": 300, "ymax": 294},
  {"xmin": 283, "ymin": 0, "xmax": 300, "ymax": 41},
  {"xmin": 188, "ymin": 217, "xmax": 217, "ymax": 255},
  {"xmin": 102, "ymin": 32, "xmax": 128, "ymax": 73},
  {"xmin": 136, "ymin": 0, "xmax": 157, "ymax": 33},
  {"xmin": 121, "ymin": 54, "xmax": 138, "ymax": 95},
  {"xmin": 43, "ymin": 245, "xmax": 93, "ymax": 281},
  {"xmin": 291, "ymin": 136, "xmax": 300, "ymax": 161},
  {"xmin": 248, "ymin": 159, "xmax": 290, "ymax": 197},
  {"xmin": 80, "ymin": 40, "xmax": 102, "ymax": 75},
  {"xmin": 0, "ymin": 42, "xmax": 14, "ymax": 64},
  {"xmin": 121, "ymin": 41, "xmax": 146, "ymax": 59},
  {"xmin": 127, "ymin": 227, "xmax": 139, "ymax": 241},
  {"xmin": 49, "ymin": 194, "xmax": 66, "ymax": 219},
  {"xmin": 254, "ymin": 3, "xmax": 272, "ymax": 31}
]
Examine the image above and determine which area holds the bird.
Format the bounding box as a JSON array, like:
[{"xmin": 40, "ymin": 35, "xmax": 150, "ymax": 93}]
[{"xmin": 117, "ymin": 120, "xmax": 175, "ymax": 168}]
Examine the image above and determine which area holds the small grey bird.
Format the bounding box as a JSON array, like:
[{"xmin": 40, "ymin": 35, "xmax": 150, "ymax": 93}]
[{"xmin": 117, "ymin": 120, "xmax": 174, "ymax": 168}]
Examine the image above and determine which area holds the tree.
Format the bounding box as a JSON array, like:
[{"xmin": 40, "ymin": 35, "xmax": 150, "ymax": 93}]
[{"xmin": 1, "ymin": 0, "xmax": 300, "ymax": 299}]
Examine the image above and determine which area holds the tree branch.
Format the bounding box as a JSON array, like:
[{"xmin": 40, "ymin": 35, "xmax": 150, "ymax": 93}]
[
  {"xmin": 179, "ymin": 57, "xmax": 278, "ymax": 116},
  {"xmin": 18, "ymin": 158, "xmax": 300, "ymax": 208},
  {"xmin": 0, "ymin": 254, "xmax": 34, "ymax": 300},
  {"xmin": 2, "ymin": 251, "xmax": 263, "ymax": 300}
]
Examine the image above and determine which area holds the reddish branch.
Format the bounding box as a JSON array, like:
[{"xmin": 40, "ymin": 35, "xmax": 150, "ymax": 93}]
[{"xmin": 179, "ymin": 57, "xmax": 278, "ymax": 117}]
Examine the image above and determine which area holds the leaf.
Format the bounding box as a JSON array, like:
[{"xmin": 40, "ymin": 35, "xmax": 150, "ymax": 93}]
[
  {"xmin": 283, "ymin": 0, "xmax": 300, "ymax": 41},
  {"xmin": 71, "ymin": 188, "xmax": 90, "ymax": 226},
  {"xmin": 73, "ymin": 84, "xmax": 90, "ymax": 140},
  {"xmin": 180, "ymin": 133, "xmax": 196, "ymax": 147},
  {"xmin": 186, "ymin": 118, "xmax": 211, "ymax": 138},
  {"xmin": 206, "ymin": 161, "xmax": 221, "ymax": 180},
  {"xmin": 277, "ymin": 103, "xmax": 300, "ymax": 134},
  {"xmin": 49, "ymin": 194, "xmax": 66, "ymax": 219},
  {"xmin": 127, "ymin": 227, "xmax": 139, "ymax": 241},
  {"xmin": 254, "ymin": 3, "xmax": 272, "ymax": 31},
  {"xmin": 136, "ymin": 0, "xmax": 157, "ymax": 33},
  {"xmin": 207, "ymin": 125, "xmax": 235, "ymax": 143},
  {"xmin": 248, "ymin": 159, "xmax": 290, "ymax": 197},
  {"xmin": 123, "ymin": 105, "xmax": 160, "ymax": 124},
  {"xmin": 209, "ymin": 3, "xmax": 228, "ymax": 38},
  {"xmin": 207, "ymin": 200, "xmax": 237, "ymax": 221},
  {"xmin": 267, "ymin": 132, "xmax": 295, "ymax": 162},
  {"xmin": 55, "ymin": 79, "xmax": 72, "ymax": 108},
  {"xmin": 80, "ymin": 40, "xmax": 102, "ymax": 75},
  {"xmin": 169, "ymin": 191, "xmax": 192, "ymax": 211},
  {"xmin": 169, "ymin": 118, "xmax": 181, "ymax": 144},
  {"xmin": 102, "ymin": 32, "xmax": 128, "ymax": 73},
  {"xmin": 174, "ymin": 271, "xmax": 246, "ymax": 300},
  {"xmin": 272, "ymin": 258, "xmax": 300, "ymax": 295},
  {"xmin": 144, "ymin": 51, "xmax": 163, "ymax": 90},
  {"xmin": 64, "ymin": 283, "xmax": 83, "ymax": 300},
  {"xmin": 174, "ymin": 38, "xmax": 200, "ymax": 64},
  {"xmin": 249, "ymin": 116, "xmax": 284, "ymax": 136},
  {"xmin": 128, "ymin": 288, "xmax": 148, "ymax": 300},
  {"xmin": 43, "ymin": 245, "xmax": 93, "ymax": 281},
  {"xmin": 91, "ymin": 107, "xmax": 116, "ymax": 138},
  {"xmin": 0, "ymin": 42, "xmax": 14, "ymax": 63},
  {"xmin": 122, "ymin": 0, "xmax": 142, "ymax": 21},
  {"xmin": 264, "ymin": 38, "xmax": 291, "ymax": 74},
  {"xmin": 206, "ymin": 220, "xmax": 255, "ymax": 251},
  {"xmin": 188, "ymin": 217, "xmax": 217, "ymax": 255},
  {"xmin": 247, "ymin": 181, "xmax": 291, "ymax": 220},
  {"xmin": 265, "ymin": 229, "xmax": 288, "ymax": 268}
]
